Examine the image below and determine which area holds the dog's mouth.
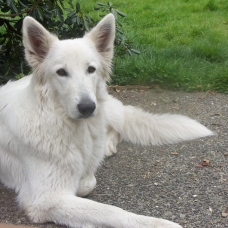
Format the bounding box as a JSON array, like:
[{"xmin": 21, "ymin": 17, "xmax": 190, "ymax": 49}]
[{"xmin": 78, "ymin": 113, "xmax": 95, "ymax": 119}]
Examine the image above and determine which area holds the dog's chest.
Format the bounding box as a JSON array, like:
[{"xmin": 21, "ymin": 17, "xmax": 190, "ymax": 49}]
[
  {"xmin": 75, "ymin": 116, "xmax": 106, "ymax": 171},
  {"xmin": 41, "ymin": 113, "xmax": 107, "ymax": 176}
]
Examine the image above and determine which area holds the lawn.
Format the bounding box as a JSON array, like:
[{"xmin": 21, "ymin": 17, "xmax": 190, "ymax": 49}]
[{"xmin": 77, "ymin": 0, "xmax": 228, "ymax": 92}]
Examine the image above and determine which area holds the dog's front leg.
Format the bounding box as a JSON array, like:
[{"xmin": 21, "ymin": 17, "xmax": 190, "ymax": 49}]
[
  {"xmin": 19, "ymin": 156, "xmax": 182, "ymax": 228},
  {"xmin": 26, "ymin": 193, "xmax": 182, "ymax": 228}
]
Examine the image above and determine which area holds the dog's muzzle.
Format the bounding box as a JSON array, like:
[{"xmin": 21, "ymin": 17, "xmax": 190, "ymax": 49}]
[{"xmin": 77, "ymin": 99, "xmax": 96, "ymax": 118}]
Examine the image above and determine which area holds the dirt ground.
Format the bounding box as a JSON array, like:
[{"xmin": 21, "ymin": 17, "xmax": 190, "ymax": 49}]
[{"xmin": 0, "ymin": 88, "xmax": 227, "ymax": 228}]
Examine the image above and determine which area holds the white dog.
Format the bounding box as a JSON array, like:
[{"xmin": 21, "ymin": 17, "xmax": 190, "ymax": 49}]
[{"xmin": 0, "ymin": 14, "xmax": 213, "ymax": 228}]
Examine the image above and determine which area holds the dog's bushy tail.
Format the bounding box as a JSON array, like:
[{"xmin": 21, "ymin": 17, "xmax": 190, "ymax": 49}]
[
  {"xmin": 105, "ymin": 96, "xmax": 214, "ymax": 146},
  {"xmin": 121, "ymin": 105, "xmax": 213, "ymax": 146}
]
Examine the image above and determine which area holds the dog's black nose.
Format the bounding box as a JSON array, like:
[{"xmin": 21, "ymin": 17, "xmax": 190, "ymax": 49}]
[{"xmin": 77, "ymin": 100, "xmax": 96, "ymax": 117}]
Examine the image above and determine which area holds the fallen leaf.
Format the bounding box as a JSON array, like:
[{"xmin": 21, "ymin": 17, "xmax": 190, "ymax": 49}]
[
  {"xmin": 209, "ymin": 207, "xmax": 213, "ymax": 214},
  {"xmin": 211, "ymin": 113, "xmax": 221, "ymax": 117},
  {"xmin": 150, "ymin": 102, "xmax": 157, "ymax": 106},
  {"xmin": 180, "ymin": 145, "xmax": 186, "ymax": 150},
  {"xmin": 171, "ymin": 152, "xmax": 178, "ymax": 155},
  {"xmin": 222, "ymin": 207, "xmax": 228, "ymax": 217},
  {"xmin": 201, "ymin": 159, "xmax": 210, "ymax": 166},
  {"xmin": 114, "ymin": 85, "xmax": 120, "ymax": 93}
]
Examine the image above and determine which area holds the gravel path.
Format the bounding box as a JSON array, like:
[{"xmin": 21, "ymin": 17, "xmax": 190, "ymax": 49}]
[{"xmin": 0, "ymin": 88, "xmax": 227, "ymax": 228}]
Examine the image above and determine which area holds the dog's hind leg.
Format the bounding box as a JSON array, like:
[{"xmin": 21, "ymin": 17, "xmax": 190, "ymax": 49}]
[
  {"xmin": 77, "ymin": 174, "xmax": 97, "ymax": 197},
  {"xmin": 0, "ymin": 149, "xmax": 25, "ymax": 192}
]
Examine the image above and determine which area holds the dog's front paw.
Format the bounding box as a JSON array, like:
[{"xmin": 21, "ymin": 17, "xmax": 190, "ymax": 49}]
[
  {"xmin": 153, "ymin": 219, "xmax": 182, "ymax": 228},
  {"xmin": 131, "ymin": 215, "xmax": 182, "ymax": 228}
]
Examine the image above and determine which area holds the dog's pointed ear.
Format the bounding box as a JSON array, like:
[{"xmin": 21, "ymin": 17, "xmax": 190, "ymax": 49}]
[
  {"xmin": 85, "ymin": 13, "xmax": 115, "ymax": 60},
  {"xmin": 23, "ymin": 16, "xmax": 57, "ymax": 68}
]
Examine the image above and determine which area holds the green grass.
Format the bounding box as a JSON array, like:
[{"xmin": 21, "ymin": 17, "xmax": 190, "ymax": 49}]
[
  {"xmin": 2, "ymin": 0, "xmax": 227, "ymax": 92},
  {"xmin": 76, "ymin": 0, "xmax": 228, "ymax": 92}
]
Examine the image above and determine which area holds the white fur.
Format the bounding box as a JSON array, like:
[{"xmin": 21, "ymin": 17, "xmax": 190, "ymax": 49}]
[
  {"xmin": 104, "ymin": 94, "xmax": 214, "ymax": 156},
  {"xmin": 0, "ymin": 14, "xmax": 213, "ymax": 228}
]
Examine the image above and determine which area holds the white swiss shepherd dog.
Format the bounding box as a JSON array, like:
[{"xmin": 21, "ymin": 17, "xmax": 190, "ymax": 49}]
[{"xmin": 0, "ymin": 14, "xmax": 213, "ymax": 228}]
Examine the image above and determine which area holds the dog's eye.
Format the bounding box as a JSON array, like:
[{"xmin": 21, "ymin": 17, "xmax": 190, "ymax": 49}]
[
  {"xmin": 56, "ymin": 68, "xmax": 68, "ymax": 77},
  {"xmin": 88, "ymin": 66, "xmax": 96, "ymax": 74}
]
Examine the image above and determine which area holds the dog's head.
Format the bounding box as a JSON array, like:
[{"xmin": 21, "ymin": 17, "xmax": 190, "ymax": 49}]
[{"xmin": 22, "ymin": 14, "xmax": 115, "ymax": 119}]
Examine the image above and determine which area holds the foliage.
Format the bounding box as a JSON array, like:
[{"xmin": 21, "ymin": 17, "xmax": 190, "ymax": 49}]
[{"xmin": 0, "ymin": 0, "xmax": 138, "ymax": 83}]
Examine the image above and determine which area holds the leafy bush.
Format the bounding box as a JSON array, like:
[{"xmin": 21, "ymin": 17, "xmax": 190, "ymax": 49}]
[{"xmin": 0, "ymin": 0, "xmax": 139, "ymax": 84}]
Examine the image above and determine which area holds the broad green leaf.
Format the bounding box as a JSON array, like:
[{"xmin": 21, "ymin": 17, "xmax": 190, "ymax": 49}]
[
  {"xmin": 130, "ymin": 49, "xmax": 141, "ymax": 54},
  {"xmin": 6, "ymin": 0, "xmax": 11, "ymax": 7},
  {"xmin": 57, "ymin": 10, "xmax": 64, "ymax": 22},
  {"xmin": 71, "ymin": 17, "xmax": 77, "ymax": 23},
  {"xmin": 76, "ymin": 2, "xmax": 80, "ymax": 13},
  {"xmin": 11, "ymin": 2, "xmax": 18, "ymax": 13},
  {"xmin": 18, "ymin": 0, "xmax": 28, "ymax": 8},
  {"xmin": 127, "ymin": 49, "xmax": 132, "ymax": 56},
  {"xmin": 37, "ymin": 8, "xmax": 43, "ymax": 21},
  {"xmin": 117, "ymin": 20, "xmax": 122, "ymax": 27},
  {"xmin": 87, "ymin": 16, "xmax": 92, "ymax": 23},
  {"xmin": 77, "ymin": 16, "xmax": 81, "ymax": 25},
  {"xmin": 65, "ymin": 17, "xmax": 72, "ymax": 25},
  {"xmin": 111, "ymin": 9, "xmax": 117, "ymax": 19},
  {"xmin": 116, "ymin": 27, "xmax": 123, "ymax": 34},
  {"xmin": 84, "ymin": 20, "xmax": 89, "ymax": 31},
  {"xmin": 97, "ymin": 2, "xmax": 106, "ymax": 6},
  {"xmin": 68, "ymin": 11, "xmax": 75, "ymax": 17},
  {"xmin": 116, "ymin": 10, "xmax": 126, "ymax": 17}
]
